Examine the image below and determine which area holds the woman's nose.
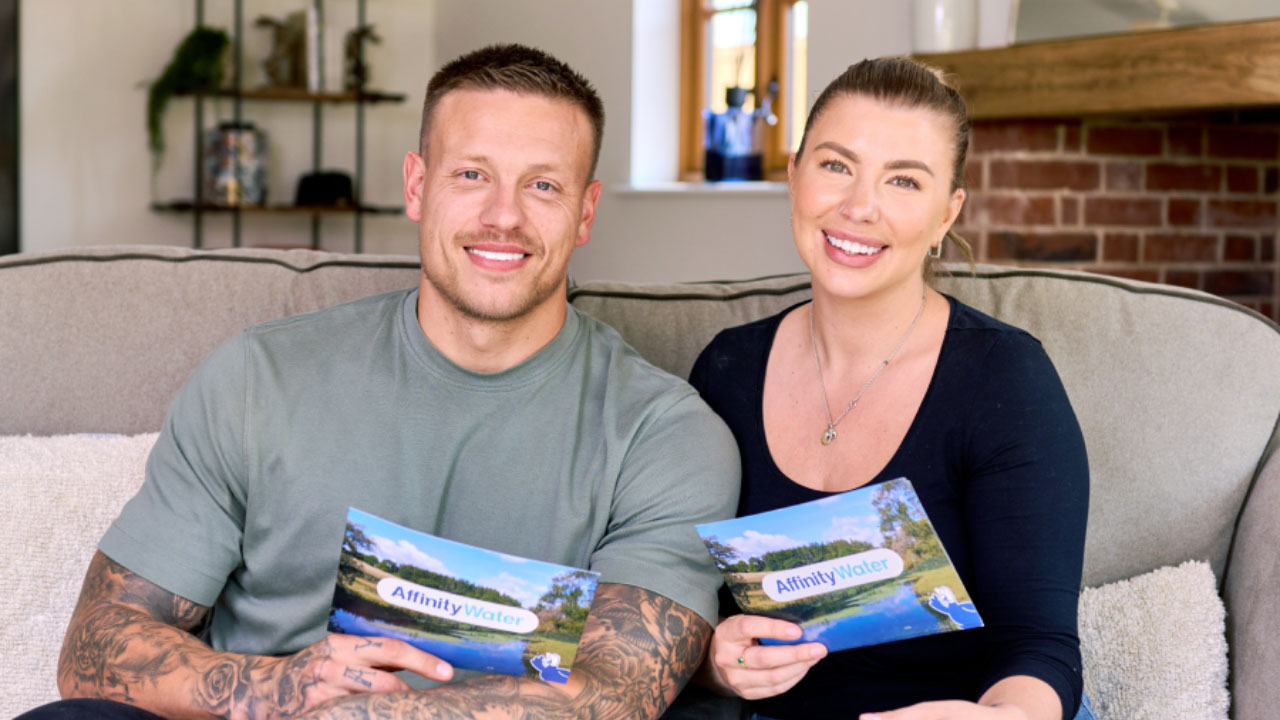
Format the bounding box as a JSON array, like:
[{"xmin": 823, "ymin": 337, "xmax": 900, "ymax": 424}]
[{"xmin": 839, "ymin": 179, "xmax": 879, "ymax": 224}]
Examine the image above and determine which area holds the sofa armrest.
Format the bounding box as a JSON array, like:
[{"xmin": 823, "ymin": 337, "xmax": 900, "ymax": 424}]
[{"xmin": 1223, "ymin": 428, "xmax": 1280, "ymax": 720}]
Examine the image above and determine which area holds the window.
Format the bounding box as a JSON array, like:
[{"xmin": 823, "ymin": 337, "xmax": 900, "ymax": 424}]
[{"xmin": 679, "ymin": 0, "xmax": 808, "ymax": 181}]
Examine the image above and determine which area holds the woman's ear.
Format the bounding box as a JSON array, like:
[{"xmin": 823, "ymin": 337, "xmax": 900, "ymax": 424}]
[{"xmin": 941, "ymin": 187, "xmax": 966, "ymax": 235}]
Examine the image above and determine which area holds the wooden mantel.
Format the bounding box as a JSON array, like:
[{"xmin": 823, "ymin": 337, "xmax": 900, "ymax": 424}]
[{"xmin": 914, "ymin": 18, "xmax": 1280, "ymax": 120}]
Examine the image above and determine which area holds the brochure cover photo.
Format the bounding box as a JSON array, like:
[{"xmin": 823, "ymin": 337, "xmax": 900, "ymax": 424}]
[
  {"xmin": 329, "ymin": 508, "xmax": 599, "ymax": 684},
  {"xmin": 696, "ymin": 478, "xmax": 982, "ymax": 652}
]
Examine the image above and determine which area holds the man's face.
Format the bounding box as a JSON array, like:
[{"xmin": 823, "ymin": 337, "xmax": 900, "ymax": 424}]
[{"xmin": 403, "ymin": 88, "xmax": 601, "ymax": 324}]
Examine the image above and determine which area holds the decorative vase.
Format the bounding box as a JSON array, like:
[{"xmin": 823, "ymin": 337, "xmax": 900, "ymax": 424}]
[
  {"xmin": 912, "ymin": 0, "xmax": 979, "ymax": 53},
  {"xmin": 203, "ymin": 122, "xmax": 268, "ymax": 207},
  {"xmin": 978, "ymin": 0, "xmax": 1020, "ymax": 48}
]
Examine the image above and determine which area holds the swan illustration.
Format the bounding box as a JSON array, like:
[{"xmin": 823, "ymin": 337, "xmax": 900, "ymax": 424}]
[
  {"xmin": 928, "ymin": 586, "xmax": 983, "ymax": 629},
  {"xmin": 530, "ymin": 651, "xmax": 571, "ymax": 683}
]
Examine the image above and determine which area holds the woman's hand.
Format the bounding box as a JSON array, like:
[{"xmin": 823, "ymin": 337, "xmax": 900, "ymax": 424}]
[
  {"xmin": 861, "ymin": 700, "xmax": 1030, "ymax": 720},
  {"xmin": 704, "ymin": 614, "xmax": 827, "ymax": 700},
  {"xmin": 860, "ymin": 675, "xmax": 1062, "ymax": 720}
]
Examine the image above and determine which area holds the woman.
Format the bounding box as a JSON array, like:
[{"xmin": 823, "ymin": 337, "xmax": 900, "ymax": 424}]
[{"xmin": 688, "ymin": 58, "xmax": 1091, "ymax": 720}]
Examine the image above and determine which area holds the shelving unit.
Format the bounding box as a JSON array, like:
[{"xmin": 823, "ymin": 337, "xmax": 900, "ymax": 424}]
[{"xmin": 155, "ymin": 0, "xmax": 405, "ymax": 252}]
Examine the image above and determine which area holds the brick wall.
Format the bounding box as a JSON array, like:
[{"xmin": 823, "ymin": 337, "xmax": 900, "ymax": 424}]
[{"xmin": 952, "ymin": 113, "xmax": 1280, "ymax": 321}]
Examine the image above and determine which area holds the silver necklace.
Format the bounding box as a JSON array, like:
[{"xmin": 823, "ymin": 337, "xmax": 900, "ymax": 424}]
[{"xmin": 809, "ymin": 288, "xmax": 927, "ymax": 446}]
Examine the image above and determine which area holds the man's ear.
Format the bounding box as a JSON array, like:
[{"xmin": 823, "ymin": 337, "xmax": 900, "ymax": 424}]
[
  {"xmin": 403, "ymin": 152, "xmax": 426, "ymax": 223},
  {"xmin": 575, "ymin": 180, "xmax": 603, "ymax": 248}
]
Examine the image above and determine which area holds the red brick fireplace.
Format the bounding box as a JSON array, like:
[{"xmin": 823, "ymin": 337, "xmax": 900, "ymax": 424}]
[
  {"xmin": 918, "ymin": 20, "xmax": 1280, "ymax": 323},
  {"xmin": 952, "ymin": 113, "xmax": 1279, "ymax": 321}
]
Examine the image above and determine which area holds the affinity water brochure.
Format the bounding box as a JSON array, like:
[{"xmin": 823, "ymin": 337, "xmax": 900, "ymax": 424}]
[
  {"xmin": 329, "ymin": 507, "xmax": 599, "ymax": 684},
  {"xmin": 695, "ymin": 478, "xmax": 982, "ymax": 652}
]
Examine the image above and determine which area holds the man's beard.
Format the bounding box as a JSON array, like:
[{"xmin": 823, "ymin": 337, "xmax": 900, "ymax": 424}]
[{"xmin": 422, "ymin": 232, "xmax": 564, "ymax": 323}]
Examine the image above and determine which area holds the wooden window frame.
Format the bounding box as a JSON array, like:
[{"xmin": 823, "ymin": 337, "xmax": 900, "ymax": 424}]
[{"xmin": 679, "ymin": 0, "xmax": 800, "ymax": 182}]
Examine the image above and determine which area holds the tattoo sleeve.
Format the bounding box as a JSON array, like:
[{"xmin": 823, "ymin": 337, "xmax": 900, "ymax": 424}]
[
  {"xmin": 57, "ymin": 551, "xmax": 324, "ymax": 720},
  {"xmin": 300, "ymin": 582, "xmax": 711, "ymax": 720}
]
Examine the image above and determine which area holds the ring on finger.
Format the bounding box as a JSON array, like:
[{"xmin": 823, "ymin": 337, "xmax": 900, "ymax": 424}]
[{"xmin": 737, "ymin": 650, "xmax": 747, "ymax": 668}]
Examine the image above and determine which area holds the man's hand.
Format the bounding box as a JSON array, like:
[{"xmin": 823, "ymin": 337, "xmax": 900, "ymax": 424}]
[
  {"xmin": 298, "ymin": 582, "xmax": 712, "ymax": 720},
  {"xmin": 58, "ymin": 551, "xmax": 452, "ymax": 720},
  {"xmin": 243, "ymin": 633, "xmax": 454, "ymax": 710}
]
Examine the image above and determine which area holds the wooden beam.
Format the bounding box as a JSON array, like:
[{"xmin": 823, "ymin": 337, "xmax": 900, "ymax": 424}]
[{"xmin": 914, "ymin": 18, "xmax": 1280, "ymax": 120}]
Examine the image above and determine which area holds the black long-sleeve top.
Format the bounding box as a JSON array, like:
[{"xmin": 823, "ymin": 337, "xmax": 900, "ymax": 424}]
[{"xmin": 689, "ymin": 296, "xmax": 1089, "ymax": 720}]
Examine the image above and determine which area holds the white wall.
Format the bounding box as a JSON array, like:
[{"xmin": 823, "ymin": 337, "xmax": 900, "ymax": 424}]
[{"xmin": 20, "ymin": 0, "xmax": 913, "ymax": 282}]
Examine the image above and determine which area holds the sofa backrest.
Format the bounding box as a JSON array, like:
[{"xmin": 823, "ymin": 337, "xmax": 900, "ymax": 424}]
[
  {"xmin": 0, "ymin": 246, "xmax": 421, "ymax": 435},
  {"xmin": 3, "ymin": 246, "xmax": 1278, "ymax": 593},
  {"xmin": 570, "ymin": 267, "xmax": 1280, "ymax": 590}
]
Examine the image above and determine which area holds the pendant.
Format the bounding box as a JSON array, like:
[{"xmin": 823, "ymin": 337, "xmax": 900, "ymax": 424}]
[{"xmin": 821, "ymin": 426, "xmax": 837, "ymax": 445}]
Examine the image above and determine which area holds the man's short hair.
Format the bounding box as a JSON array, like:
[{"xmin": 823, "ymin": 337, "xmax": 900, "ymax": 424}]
[{"xmin": 419, "ymin": 44, "xmax": 605, "ymax": 179}]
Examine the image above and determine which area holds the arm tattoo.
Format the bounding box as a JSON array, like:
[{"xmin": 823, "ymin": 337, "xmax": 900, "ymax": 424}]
[
  {"xmin": 301, "ymin": 583, "xmax": 712, "ymax": 720},
  {"xmin": 58, "ymin": 551, "xmax": 325, "ymax": 719}
]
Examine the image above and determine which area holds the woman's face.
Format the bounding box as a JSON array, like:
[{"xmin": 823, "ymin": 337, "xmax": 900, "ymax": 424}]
[{"xmin": 789, "ymin": 93, "xmax": 965, "ymax": 303}]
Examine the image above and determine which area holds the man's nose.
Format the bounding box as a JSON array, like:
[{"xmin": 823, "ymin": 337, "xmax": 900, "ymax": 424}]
[{"xmin": 478, "ymin": 183, "xmax": 525, "ymax": 231}]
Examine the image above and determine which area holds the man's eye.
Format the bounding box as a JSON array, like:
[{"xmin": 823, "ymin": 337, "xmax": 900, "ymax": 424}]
[
  {"xmin": 460, "ymin": 170, "xmax": 481, "ymax": 180},
  {"xmin": 533, "ymin": 181, "xmax": 555, "ymax": 192}
]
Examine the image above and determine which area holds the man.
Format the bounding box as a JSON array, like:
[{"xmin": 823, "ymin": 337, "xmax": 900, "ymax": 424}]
[{"xmin": 40, "ymin": 44, "xmax": 739, "ymax": 720}]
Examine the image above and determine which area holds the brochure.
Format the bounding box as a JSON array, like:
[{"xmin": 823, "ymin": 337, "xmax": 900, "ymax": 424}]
[
  {"xmin": 695, "ymin": 478, "xmax": 981, "ymax": 652},
  {"xmin": 328, "ymin": 508, "xmax": 599, "ymax": 684}
]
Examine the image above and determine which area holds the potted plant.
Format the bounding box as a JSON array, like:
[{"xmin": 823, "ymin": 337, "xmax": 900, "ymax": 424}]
[{"xmin": 147, "ymin": 26, "xmax": 230, "ymax": 168}]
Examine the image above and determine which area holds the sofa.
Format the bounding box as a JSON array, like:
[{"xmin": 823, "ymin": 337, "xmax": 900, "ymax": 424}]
[{"xmin": 1, "ymin": 244, "xmax": 1276, "ymax": 720}]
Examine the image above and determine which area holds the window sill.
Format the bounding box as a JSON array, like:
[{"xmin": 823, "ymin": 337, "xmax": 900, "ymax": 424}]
[{"xmin": 613, "ymin": 181, "xmax": 789, "ymax": 198}]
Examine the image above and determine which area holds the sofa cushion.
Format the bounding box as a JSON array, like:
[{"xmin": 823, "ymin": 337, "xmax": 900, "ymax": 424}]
[
  {"xmin": 0, "ymin": 246, "xmax": 421, "ymax": 435},
  {"xmin": 0, "ymin": 432, "xmax": 158, "ymax": 718},
  {"xmin": 1079, "ymin": 560, "xmax": 1229, "ymax": 720}
]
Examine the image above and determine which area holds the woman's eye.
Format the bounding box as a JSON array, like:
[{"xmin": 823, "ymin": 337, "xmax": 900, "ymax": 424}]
[
  {"xmin": 889, "ymin": 175, "xmax": 920, "ymax": 190},
  {"xmin": 819, "ymin": 159, "xmax": 848, "ymax": 174}
]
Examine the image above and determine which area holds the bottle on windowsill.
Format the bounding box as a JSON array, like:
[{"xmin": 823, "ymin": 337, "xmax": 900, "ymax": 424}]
[{"xmin": 703, "ymin": 85, "xmax": 773, "ymax": 182}]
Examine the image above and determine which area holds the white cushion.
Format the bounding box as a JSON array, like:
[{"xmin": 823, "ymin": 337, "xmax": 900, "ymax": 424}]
[
  {"xmin": 1079, "ymin": 560, "xmax": 1229, "ymax": 720},
  {"xmin": 0, "ymin": 433, "xmax": 157, "ymax": 717}
]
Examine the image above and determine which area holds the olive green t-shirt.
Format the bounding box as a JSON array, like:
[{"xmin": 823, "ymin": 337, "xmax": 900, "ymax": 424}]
[{"xmin": 100, "ymin": 289, "xmax": 740, "ymax": 656}]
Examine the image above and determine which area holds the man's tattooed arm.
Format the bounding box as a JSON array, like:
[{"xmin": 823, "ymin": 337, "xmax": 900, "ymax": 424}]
[
  {"xmin": 299, "ymin": 582, "xmax": 712, "ymax": 720},
  {"xmin": 57, "ymin": 551, "xmax": 450, "ymax": 720}
]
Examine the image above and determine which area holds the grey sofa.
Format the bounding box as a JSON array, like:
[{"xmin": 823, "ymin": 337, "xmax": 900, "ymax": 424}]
[{"xmin": 1, "ymin": 245, "xmax": 1276, "ymax": 719}]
